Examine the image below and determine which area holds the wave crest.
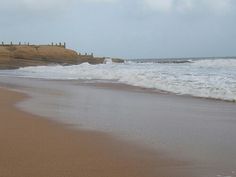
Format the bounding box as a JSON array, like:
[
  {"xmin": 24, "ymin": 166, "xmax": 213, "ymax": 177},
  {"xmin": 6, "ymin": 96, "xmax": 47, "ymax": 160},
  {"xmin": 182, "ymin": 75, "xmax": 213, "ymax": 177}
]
[{"xmin": 1, "ymin": 59, "xmax": 236, "ymax": 101}]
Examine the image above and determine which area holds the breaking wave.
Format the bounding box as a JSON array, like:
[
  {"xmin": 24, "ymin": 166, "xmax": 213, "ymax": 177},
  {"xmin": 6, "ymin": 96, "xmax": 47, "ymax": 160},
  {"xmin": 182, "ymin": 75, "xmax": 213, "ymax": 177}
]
[{"xmin": 1, "ymin": 58, "xmax": 236, "ymax": 101}]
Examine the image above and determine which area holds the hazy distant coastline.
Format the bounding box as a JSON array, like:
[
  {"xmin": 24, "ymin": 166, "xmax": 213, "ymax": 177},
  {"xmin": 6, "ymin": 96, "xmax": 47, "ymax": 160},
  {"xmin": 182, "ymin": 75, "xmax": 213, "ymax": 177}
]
[{"xmin": 127, "ymin": 56, "xmax": 236, "ymax": 64}]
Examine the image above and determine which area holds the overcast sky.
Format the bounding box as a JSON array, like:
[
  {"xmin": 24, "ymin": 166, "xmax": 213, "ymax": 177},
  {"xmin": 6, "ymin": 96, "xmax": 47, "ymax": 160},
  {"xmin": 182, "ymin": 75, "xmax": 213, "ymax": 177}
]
[{"xmin": 0, "ymin": 0, "xmax": 235, "ymax": 58}]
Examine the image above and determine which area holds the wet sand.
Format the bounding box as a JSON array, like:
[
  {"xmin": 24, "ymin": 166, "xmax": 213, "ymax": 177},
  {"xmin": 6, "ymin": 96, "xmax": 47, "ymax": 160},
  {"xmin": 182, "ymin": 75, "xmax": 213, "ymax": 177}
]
[
  {"xmin": 1, "ymin": 76, "xmax": 236, "ymax": 177},
  {"xmin": 0, "ymin": 87, "xmax": 190, "ymax": 177}
]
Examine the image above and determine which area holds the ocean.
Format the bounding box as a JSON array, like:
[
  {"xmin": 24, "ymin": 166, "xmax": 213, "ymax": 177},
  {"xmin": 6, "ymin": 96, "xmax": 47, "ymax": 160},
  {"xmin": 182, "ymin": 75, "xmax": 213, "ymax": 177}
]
[{"xmin": 1, "ymin": 57, "xmax": 236, "ymax": 101}]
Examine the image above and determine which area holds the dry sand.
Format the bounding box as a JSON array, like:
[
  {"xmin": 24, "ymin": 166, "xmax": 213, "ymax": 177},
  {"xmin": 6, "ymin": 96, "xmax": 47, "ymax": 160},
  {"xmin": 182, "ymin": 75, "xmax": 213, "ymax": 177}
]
[{"xmin": 0, "ymin": 87, "xmax": 189, "ymax": 177}]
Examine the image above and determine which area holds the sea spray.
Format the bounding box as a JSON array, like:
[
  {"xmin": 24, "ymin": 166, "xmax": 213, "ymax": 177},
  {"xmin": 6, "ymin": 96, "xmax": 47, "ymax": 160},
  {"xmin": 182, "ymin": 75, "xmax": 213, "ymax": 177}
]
[{"xmin": 1, "ymin": 58, "xmax": 236, "ymax": 101}]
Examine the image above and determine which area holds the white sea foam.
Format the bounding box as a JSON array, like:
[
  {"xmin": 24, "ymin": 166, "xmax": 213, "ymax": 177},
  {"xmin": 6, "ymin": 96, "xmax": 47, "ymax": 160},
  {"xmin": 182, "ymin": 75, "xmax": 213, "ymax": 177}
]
[
  {"xmin": 192, "ymin": 59, "xmax": 236, "ymax": 68},
  {"xmin": 1, "ymin": 59, "xmax": 236, "ymax": 101}
]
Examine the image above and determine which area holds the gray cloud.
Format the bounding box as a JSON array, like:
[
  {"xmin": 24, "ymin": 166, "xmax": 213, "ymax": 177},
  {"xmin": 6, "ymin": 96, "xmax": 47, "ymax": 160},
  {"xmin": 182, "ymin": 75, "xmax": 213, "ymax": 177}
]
[
  {"xmin": 0, "ymin": 0, "xmax": 116, "ymax": 11},
  {"xmin": 0, "ymin": 0, "xmax": 236, "ymax": 58},
  {"xmin": 142, "ymin": 0, "xmax": 233, "ymax": 12}
]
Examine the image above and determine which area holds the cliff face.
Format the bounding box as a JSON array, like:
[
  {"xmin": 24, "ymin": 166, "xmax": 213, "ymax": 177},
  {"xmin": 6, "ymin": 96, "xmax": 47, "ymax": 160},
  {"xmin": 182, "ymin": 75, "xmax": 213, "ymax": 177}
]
[
  {"xmin": 0, "ymin": 45, "xmax": 124, "ymax": 69},
  {"xmin": 0, "ymin": 45, "xmax": 79, "ymax": 69}
]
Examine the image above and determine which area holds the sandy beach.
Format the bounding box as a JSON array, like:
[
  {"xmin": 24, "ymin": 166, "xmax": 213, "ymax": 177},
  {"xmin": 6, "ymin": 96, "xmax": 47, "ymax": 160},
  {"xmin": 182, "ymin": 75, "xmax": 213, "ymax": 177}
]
[
  {"xmin": 0, "ymin": 76, "xmax": 236, "ymax": 177},
  {"xmin": 0, "ymin": 84, "xmax": 190, "ymax": 177},
  {"xmin": 1, "ymin": 0, "xmax": 236, "ymax": 175}
]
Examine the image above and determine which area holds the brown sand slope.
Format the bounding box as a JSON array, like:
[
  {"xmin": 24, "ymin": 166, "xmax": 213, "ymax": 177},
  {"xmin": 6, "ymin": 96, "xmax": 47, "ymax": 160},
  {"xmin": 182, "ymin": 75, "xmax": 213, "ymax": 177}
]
[
  {"xmin": 0, "ymin": 45, "xmax": 79, "ymax": 69},
  {"xmin": 0, "ymin": 88, "xmax": 190, "ymax": 177},
  {"xmin": 0, "ymin": 45, "xmax": 124, "ymax": 69}
]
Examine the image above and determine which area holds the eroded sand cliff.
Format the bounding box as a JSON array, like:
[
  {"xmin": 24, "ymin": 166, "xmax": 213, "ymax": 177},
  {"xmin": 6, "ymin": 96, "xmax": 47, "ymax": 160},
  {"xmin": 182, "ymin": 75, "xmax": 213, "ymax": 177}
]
[{"xmin": 0, "ymin": 45, "xmax": 123, "ymax": 69}]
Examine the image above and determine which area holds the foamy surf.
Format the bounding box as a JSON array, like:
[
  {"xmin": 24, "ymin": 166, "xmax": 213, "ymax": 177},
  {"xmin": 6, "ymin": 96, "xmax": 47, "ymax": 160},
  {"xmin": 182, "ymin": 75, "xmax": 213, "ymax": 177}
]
[{"xmin": 1, "ymin": 58, "xmax": 236, "ymax": 102}]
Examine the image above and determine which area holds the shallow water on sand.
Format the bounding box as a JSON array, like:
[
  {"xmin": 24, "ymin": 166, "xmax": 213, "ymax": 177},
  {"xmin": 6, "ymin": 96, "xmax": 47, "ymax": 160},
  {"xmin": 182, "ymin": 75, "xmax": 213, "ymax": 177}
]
[{"xmin": 1, "ymin": 77, "xmax": 236, "ymax": 177}]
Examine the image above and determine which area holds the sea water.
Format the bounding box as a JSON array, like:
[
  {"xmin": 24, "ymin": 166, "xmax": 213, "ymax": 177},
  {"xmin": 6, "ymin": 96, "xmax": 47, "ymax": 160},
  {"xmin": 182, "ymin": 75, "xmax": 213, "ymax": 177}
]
[
  {"xmin": 0, "ymin": 58, "xmax": 236, "ymax": 101},
  {"xmin": 1, "ymin": 59, "xmax": 236, "ymax": 177}
]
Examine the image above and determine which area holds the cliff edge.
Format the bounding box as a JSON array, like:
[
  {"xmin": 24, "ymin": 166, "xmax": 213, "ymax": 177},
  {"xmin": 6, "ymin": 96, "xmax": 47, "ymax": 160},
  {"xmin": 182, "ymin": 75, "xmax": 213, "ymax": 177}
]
[
  {"xmin": 0, "ymin": 45, "xmax": 123, "ymax": 69},
  {"xmin": 0, "ymin": 45, "xmax": 80, "ymax": 69}
]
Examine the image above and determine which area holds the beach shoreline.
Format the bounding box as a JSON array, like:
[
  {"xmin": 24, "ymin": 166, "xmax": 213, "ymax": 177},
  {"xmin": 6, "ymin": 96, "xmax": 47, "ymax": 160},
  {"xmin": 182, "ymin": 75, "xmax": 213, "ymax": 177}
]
[
  {"xmin": 0, "ymin": 85, "xmax": 191, "ymax": 177},
  {"xmin": 1, "ymin": 76, "xmax": 236, "ymax": 177}
]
